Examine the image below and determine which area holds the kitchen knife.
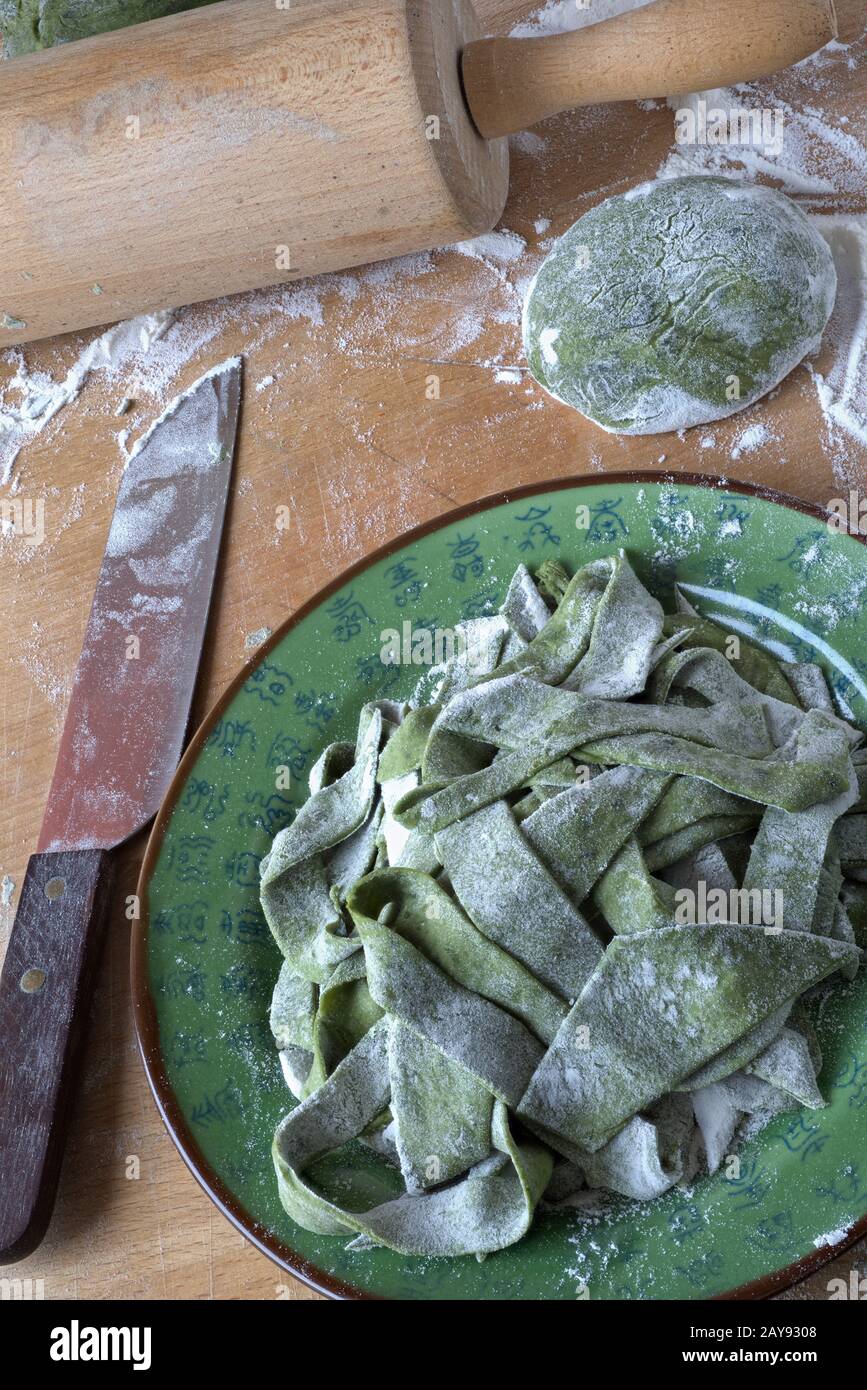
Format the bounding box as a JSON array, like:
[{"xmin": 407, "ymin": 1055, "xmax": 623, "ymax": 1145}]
[{"xmin": 0, "ymin": 356, "xmax": 242, "ymax": 1262}]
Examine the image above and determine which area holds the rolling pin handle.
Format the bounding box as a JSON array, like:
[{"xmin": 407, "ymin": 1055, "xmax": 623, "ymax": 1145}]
[{"xmin": 462, "ymin": 0, "xmax": 838, "ymax": 141}]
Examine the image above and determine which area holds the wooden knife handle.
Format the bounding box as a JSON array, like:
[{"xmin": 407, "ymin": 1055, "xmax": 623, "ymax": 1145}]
[
  {"xmin": 0, "ymin": 849, "xmax": 115, "ymax": 1262},
  {"xmin": 462, "ymin": 0, "xmax": 837, "ymax": 139}
]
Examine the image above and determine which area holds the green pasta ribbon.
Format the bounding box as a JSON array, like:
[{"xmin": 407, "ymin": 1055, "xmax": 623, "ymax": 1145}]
[{"xmin": 260, "ymin": 552, "xmax": 862, "ymax": 1257}]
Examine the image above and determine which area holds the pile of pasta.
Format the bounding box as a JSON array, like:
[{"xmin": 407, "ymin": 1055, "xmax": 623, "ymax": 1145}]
[{"xmin": 259, "ymin": 554, "xmax": 865, "ymax": 1258}]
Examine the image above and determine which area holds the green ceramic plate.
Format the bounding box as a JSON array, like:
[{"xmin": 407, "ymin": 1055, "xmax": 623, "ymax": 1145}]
[{"xmin": 134, "ymin": 473, "xmax": 867, "ymax": 1301}]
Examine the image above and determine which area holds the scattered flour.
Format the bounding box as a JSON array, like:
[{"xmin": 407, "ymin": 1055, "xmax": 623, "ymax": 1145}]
[
  {"xmin": 124, "ymin": 355, "xmax": 241, "ymax": 465},
  {"xmin": 509, "ymin": 0, "xmax": 658, "ymax": 38},
  {"xmin": 0, "ymin": 311, "xmax": 172, "ymax": 485},
  {"xmin": 452, "ymin": 231, "xmax": 528, "ymax": 264},
  {"xmin": 731, "ymin": 423, "xmax": 771, "ymax": 459},
  {"xmin": 813, "ymin": 1227, "xmax": 849, "ymax": 1248},
  {"xmin": 510, "ymin": 130, "xmax": 549, "ymax": 157},
  {"xmin": 0, "ymin": 875, "xmax": 14, "ymax": 907},
  {"xmin": 539, "ymin": 328, "xmax": 560, "ymax": 367},
  {"xmin": 658, "ymin": 83, "xmax": 866, "ymax": 202}
]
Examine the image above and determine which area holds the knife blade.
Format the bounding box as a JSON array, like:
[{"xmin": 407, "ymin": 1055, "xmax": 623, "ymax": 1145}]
[{"xmin": 0, "ymin": 356, "xmax": 242, "ymax": 1262}]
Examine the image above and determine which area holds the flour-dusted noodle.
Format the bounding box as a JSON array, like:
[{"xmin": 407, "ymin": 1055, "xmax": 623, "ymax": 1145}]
[{"xmin": 260, "ymin": 553, "xmax": 863, "ymax": 1255}]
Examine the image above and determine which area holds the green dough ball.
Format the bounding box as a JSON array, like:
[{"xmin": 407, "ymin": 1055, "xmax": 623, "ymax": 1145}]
[
  {"xmin": 522, "ymin": 176, "xmax": 837, "ymax": 436},
  {"xmin": 0, "ymin": 0, "xmax": 217, "ymax": 57}
]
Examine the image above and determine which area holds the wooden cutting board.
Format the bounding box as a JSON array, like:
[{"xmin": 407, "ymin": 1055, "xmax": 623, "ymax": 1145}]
[{"xmin": 1, "ymin": 0, "xmax": 865, "ymax": 1301}]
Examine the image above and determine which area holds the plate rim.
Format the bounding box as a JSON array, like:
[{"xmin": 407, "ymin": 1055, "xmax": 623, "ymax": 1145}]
[{"xmin": 131, "ymin": 468, "xmax": 867, "ymax": 1302}]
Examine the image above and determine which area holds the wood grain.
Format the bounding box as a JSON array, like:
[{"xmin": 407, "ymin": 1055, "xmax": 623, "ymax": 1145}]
[
  {"xmin": 463, "ymin": 0, "xmax": 837, "ymax": 138},
  {"xmin": 0, "ymin": 0, "xmax": 865, "ymax": 1303},
  {"xmin": 0, "ymin": 0, "xmax": 508, "ymax": 346},
  {"xmin": 0, "ymin": 848, "xmax": 115, "ymax": 1262}
]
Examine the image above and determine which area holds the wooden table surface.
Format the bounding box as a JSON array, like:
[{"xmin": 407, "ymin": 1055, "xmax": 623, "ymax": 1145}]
[{"xmin": 1, "ymin": 0, "xmax": 865, "ymax": 1302}]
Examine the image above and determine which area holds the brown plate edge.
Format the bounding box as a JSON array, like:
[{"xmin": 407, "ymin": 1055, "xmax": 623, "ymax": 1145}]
[{"xmin": 131, "ymin": 467, "xmax": 867, "ymax": 1304}]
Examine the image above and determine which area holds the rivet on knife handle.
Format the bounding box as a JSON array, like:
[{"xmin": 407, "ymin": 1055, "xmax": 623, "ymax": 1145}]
[{"xmin": 0, "ymin": 850, "xmax": 115, "ymax": 1262}]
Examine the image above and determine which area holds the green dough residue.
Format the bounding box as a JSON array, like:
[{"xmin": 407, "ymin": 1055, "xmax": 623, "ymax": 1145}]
[
  {"xmin": 260, "ymin": 553, "xmax": 863, "ymax": 1258},
  {"xmin": 0, "ymin": 0, "xmax": 216, "ymax": 56},
  {"xmin": 522, "ymin": 176, "xmax": 837, "ymax": 436}
]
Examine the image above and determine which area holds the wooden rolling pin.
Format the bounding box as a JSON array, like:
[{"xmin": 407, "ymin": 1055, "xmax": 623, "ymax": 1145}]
[{"xmin": 0, "ymin": 0, "xmax": 836, "ymax": 346}]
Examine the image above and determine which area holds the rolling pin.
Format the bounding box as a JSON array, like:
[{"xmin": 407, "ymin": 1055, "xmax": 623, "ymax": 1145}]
[{"xmin": 0, "ymin": 0, "xmax": 836, "ymax": 346}]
